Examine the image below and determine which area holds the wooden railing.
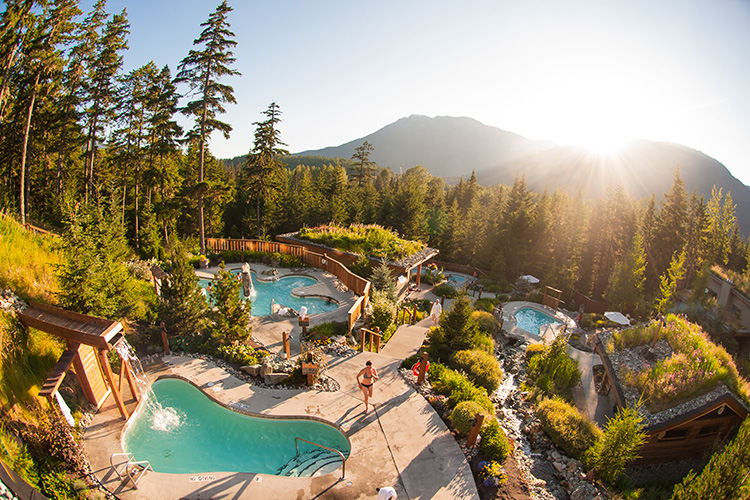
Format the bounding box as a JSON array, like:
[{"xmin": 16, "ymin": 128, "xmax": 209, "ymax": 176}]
[{"xmin": 206, "ymin": 238, "xmax": 371, "ymax": 330}]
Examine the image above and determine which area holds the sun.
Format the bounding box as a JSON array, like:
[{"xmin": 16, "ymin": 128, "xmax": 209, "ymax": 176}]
[{"xmin": 575, "ymin": 129, "xmax": 631, "ymax": 155}]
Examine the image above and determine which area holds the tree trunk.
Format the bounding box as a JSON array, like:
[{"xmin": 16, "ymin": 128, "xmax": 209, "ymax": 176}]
[{"xmin": 20, "ymin": 73, "xmax": 40, "ymax": 225}]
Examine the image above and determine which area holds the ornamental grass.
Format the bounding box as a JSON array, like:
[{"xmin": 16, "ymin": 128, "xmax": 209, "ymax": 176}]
[
  {"xmin": 296, "ymin": 224, "xmax": 425, "ymax": 261},
  {"xmin": 614, "ymin": 315, "xmax": 750, "ymax": 411}
]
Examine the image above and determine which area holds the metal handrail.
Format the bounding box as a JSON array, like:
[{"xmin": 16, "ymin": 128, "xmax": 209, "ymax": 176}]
[
  {"xmin": 294, "ymin": 437, "xmax": 347, "ymax": 479},
  {"xmin": 110, "ymin": 452, "xmax": 152, "ymax": 489}
]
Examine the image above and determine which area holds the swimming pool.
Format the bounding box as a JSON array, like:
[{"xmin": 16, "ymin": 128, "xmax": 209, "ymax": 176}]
[
  {"xmin": 123, "ymin": 378, "xmax": 351, "ymax": 476},
  {"xmin": 198, "ymin": 271, "xmax": 338, "ymax": 317},
  {"xmin": 447, "ymin": 274, "xmax": 470, "ymax": 287},
  {"xmin": 514, "ymin": 307, "xmax": 561, "ymax": 335}
]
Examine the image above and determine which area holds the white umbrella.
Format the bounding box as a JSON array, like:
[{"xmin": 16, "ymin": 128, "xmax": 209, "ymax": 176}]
[
  {"xmin": 519, "ymin": 275, "xmax": 540, "ymax": 284},
  {"xmin": 604, "ymin": 311, "xmax": 630, "ymax": 326}
]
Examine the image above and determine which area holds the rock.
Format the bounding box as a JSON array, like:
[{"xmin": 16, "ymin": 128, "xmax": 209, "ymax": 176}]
[
  {"xmin": 553, "ymin": 461, "xmax": 565, "ymax": 473},
  {"xmin": 551, "ymin": 450, "xmax": 562, "ymax": 461},
  {"xmin": 264, "ymin": 373, "xmax": 288, "ymax": 385},
  {"xmin": 260, "ymin": 362, "xmax": 272, "ymax": 377},
  {"xmin": 570, "ymin": 483, "xmax": 598, "ymax": 500},
  {"xmin": 241, "ymin": 365, "xmax": 261, "ymax": 376}
]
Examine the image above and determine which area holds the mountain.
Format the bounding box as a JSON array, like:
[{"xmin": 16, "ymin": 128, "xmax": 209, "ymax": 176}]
[
  {"xmin": 296, "ymin": 114, "xmax": 553, "ymax": 179},
  {"xmin": 295, "ymin": 115, "xmax": 750, "ymax": 233}
]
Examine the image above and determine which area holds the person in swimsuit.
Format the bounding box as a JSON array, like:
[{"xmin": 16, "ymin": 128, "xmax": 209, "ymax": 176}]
[{"xmin": 356, "ymin": 360, "xmax": 379, "ymax": 414}]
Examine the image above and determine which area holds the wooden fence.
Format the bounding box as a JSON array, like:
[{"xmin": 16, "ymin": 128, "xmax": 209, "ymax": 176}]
[{"xmin": 206, "ymin": 238, "xmax": 371, "ymax": 330}]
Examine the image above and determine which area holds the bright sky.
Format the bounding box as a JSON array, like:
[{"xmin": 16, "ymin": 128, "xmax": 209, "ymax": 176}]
[{"xmin": 88, "ymin": 0, "xmax": 750, "ymax": 185}]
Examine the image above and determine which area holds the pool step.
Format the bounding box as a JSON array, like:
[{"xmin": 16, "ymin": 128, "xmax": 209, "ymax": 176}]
[{"xmin": 277, "ymin": 448, "xmax": 344, "ymax": 477}]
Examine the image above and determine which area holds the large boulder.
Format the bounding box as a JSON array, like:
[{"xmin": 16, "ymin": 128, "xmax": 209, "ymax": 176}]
[
  {"xmin": 264, "ymin": 373, "xmax": 289, "ymax": 385},
  {"xmin": 241, "ymin": 365, "xmax": 262, "ymax": 377}
]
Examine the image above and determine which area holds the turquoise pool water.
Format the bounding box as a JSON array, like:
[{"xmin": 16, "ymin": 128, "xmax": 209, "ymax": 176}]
[
  {"xmin": 123, "ymin": 378, "xmax": 351, "ymax": 475},
  {"xmin": 514, "ymin": 307, "xmax": 561, "ymax": 335},
  {"xmin": 447, "ymin": 274, "xmax": 469, "ymax": 287},
  {"xmin": 198, "ymin": 271, "xmax": 338, "ymax": 317}
]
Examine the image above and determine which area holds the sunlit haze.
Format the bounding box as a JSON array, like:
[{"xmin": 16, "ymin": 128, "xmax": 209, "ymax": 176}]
[{"xmin": 84, "ymin": 0, "xmax": 750, "ymax": 185}]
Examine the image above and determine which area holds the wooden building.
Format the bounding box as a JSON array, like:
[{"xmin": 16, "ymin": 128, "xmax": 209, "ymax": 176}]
[{"xmin": 593, "ymin": 329, "xmax": 748, "ymax": 463}]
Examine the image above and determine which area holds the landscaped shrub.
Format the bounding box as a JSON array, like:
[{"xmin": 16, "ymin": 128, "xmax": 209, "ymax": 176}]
[
  {"xmin": 480, "ymin": 419, "xmax": 512, "ymax": 462},
  {"xmin": 308, "ymin": 321, "xmax": 349, "ymax": 342},
  {"xmin": 429, "ymin": 363, "xmax": 495, "ymax": 413},
  {"xmin": 579, "ymin": 314, "xmax": 595, "ymax": 329},
  {"xmin": 369, "ymin": 289, "xmax": 397, "ymax": 333},
  {"xmin": 583, "ymin": 406, "xmax": 647, "ymax": 486},
  {"xmin": 525, "ymin": 342, "xmax": 547, "ymax": 361},
  {"xmin": 470, "ymin": 331, "xmax": 494, "ymax": 354},
  {"xmin": 215, "ymin": 343, "xmax": 269, "ymax": 366},
  {"xmin": 450, "ymin": 400, "xmax": 491, "ymax": 436},
  {"xmin": 450, "ymin": 349, "xmax": 503, "ymax": 393},
  {"xmin": 671, "ymin": 417, "xmax": 750, "ymax": 500},
  {"xmin": 527, "ymin": 335, "xmax": 581, "ymax": 400},
  {"xmin": 470, "ymin": 311, "xmax": 499, "ymax": 335},
  {"xmin": 473, "ymin": 298, "xmax": 500, "ymax": 313},
  {"xmin": 536, "ymin": 398, "xmax": 602, "ymax": 459},
  {"xmin": 428, "ymin": 293, "xmax": 476, "ymax": 362},
  {"xmin": 432, "ymin": 283, "xmax": 457, "ymax": 298},
  {"xmin": 349, "ymin": 254, "xmax": 372, "ymax": 279}
]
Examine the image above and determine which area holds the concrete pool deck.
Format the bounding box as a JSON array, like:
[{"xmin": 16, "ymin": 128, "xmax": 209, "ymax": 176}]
[{"xmin": 84, "ymin": 351, "xmax": 478, "ymax": 499}]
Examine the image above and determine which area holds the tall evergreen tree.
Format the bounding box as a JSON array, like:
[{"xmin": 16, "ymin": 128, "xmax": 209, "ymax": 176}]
[
  {"xmin": 175, "ymin": 0, "xmax": 239, "ymax": 254},
  {"xmin": 160, "ymin": 245, "xmax": 208, "ymax": 337},
  {"xmin": 350, "ymin": 140, "xmax": 376, "ymax": 186},
  {"xmin": 241, "ymin": 102, "xmax": 289, "ymax": 238}
]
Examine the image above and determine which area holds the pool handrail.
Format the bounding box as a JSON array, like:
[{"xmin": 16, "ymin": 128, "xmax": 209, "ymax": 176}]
[
  {"xmin": 110, "ymin": 452, "xmax": 152, "ymax": 489},
  {"xmin": 294, "ymin": 437, "xmax": 347, "ymax": 479}
]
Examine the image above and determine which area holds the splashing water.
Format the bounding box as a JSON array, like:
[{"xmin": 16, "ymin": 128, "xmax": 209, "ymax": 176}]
[
  {"xmin": 241, "ymin": 263, "xmax": 257, "ymax": 299},
  {"xmin": 117, "ymin": 340, "xmax": 183, "ymax": 432}
]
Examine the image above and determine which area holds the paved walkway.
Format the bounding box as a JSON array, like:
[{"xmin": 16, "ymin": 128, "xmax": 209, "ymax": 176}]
[
  {"xmin": 83, "ymin": 273, "xmax": 478, "ymax": 499},
  {"xmin": 568, "ymin": 347, "xmax": 614, "ymax": 427}
]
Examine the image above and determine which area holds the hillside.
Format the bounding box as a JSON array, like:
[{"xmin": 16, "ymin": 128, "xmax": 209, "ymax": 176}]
[
  {"xmin": 294, "ymin": 115, "xmax": 750, "ymax": 233},
  {"xmin": 296, "ymin": 114, "xmax": 553, "ymax": 179}
]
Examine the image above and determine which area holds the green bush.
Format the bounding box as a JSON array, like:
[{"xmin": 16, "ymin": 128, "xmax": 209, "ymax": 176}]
[
  {"xmin": 429, "ymin": 363, "xmax": 495, "ymax": 413},
  {"xmin": 579, "ymin": 314, "xmax": 595, "ymax": 329},
  {"xmin": 527, "ymin": 335, "xmax": 581, "ymax": 400},
  {"xmin": 473, "ymin": 298, "xmax": 499, "ymax": 313},
  {"xmin": 671, "ymin": 417, "xmax": 750, "ymax": 500},
  {"xmin": 480, "ymin": 419, "xmax": 512, "ymax": 462},
  {"xmin": 450, "ymin": 401, "xmax": 491, "ymax": 436},
  {"xmin": 470, "ymin": 331, "xmax": 495, "ymax": 353},
  {"xmin": 537, "ymin": 398, "xmax": 602, "ymax": 459},
  {"xmin": 525, "ymin": 342, "xmax": 547, "ymax": 361},
  {"xmin": 433, "ymin": 283, "xmax": 457, "ymax": 298},
  {"xmin": 369, "ymin": 289, "xmax": 397, "ymax": 333},
  {"xmin": 215, "ymin": 343, "xmax": 268, "ymax": 365},
  {"xmin": 309, "ymin": 321, "xmax": 348, "ymax": 342},
  {"xmin": 349, "ymin": 254, "xmax": 372, "ymax": 279},
  {"xmin": 584, "ymin": 406, "xmax": 647, "ymax": 485},
  {"xmin": 470, "ymin": 311, "xmax": 499, "ymax": 335},
  {"xmin": 450, "ymin": 349, "xmax": 503, "ymax": 393}
]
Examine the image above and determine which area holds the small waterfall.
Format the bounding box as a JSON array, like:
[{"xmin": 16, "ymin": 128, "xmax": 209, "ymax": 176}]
[
  {"xmin": 493, "ymin": 371, "xmax": 532, "ymax": 455},
  {"xmin": 116, "ymin": 340, "xmax": 182, "ymax": 432},
  {"xmin": 241, "ymin": 262, "xmax": 256, "ymax": 299}
]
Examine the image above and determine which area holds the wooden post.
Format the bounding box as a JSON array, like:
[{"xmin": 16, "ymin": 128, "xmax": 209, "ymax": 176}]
[
  {"xmin": 123, "ymin": 358, "xmax": 140, "ymax": 403},
  {"xmin": 98, "ymin": 349, "xmax": 128, "ymax": 420},
  {"xmin": 478, "ymin": 288, "xmax": 482, "ymax": 300},
  {"xmin": 160, "ymin": 321, "xmax": 170, "ymax": 355},
  {"xmin": 282, "ymin": 332, "xmax": 290, "ymax": 360},
  {"xmin": 416, "ymin": 263, "xmax": 422, "ymax": 287},
  {"xmin": 417, "ymin": 351, "xmax": 429, "ymax": 384},
  {"xmin": 360, "ymin": 329, "xmax": 366, "ymax": 352},
  {"xmin": 412, "ymin": 304, "xmax": 417, "ymax": 325},
  {"xmin": 371, "ymin": 327, "xmax": 379, "ymax": 352},
  {"xmin": 374, "ymin": 333, "xmax": 381, "ymax": 353},
  {"xmin": 467, "ymin": 413, "xmax": 485, "ymax": 447}
]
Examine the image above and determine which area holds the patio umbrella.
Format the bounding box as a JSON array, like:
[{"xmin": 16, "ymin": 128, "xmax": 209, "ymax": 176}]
[
  {"xmin": 519, "ymin": 275, "xmax": 540, "ymax": 284},
  {"xmin": 604, "ymin": 311, "xmax": 630, "ymax": 326}
]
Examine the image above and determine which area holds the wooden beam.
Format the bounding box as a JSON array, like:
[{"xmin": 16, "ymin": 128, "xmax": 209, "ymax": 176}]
[
  {"xmin": 38, "ymin": 344, "xmax": 79, "ymax": 398},
  {"xmin": 98, "ymin": 349, "xmax": 128, "ymax": 420},
  {"xmin": 123, "ymin": 358, "xmax": 140, "ymax": 403}
]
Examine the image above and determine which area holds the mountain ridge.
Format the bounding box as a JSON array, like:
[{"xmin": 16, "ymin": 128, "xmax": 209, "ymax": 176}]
[{"xmin": 293, "ymin": 115, "xmax": 750, "ymax": 233}]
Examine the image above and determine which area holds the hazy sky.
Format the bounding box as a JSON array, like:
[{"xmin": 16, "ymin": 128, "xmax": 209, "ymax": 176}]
[{"xmin": 86, "ymin": 0, "xmax": 750, "ymax": 185}]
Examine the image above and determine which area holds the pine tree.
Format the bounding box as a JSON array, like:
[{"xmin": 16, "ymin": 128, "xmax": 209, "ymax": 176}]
[
  {"xmin": 160, "ymin": 246, "xmax": 208, "ymax": 338},
  {"xmin": 606, "ymin": 232, "xmax": 647, "ymax": 315},
  {"xmin": 350, "ymin": 140, "xmax": 376, "ymax": 186},
  {"xmin": 175, "ymin": 0, "xmax": 240, "ymax": 255},
  {"xmin": 209, "ymin": 264, "xmax": 249, "ymax": 344},
  {"xmin": 241, "ymin": 102, "xmax": 289, "ymax": 238}
]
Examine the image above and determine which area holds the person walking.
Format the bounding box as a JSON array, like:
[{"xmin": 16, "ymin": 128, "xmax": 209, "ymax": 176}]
[
  {"xmin": 430, "ymin": 299, "xmax": 442, "ymax": 327},
  {"xmin": 356, "ymin": 360, "xmax": 379, "ymax": 414},
  {"xmin": 377, "ymin": 486, "xmax": 398, "ymax": 499}
]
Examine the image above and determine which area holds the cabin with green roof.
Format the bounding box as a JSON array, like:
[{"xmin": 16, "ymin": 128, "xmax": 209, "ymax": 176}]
[{"xmin": 593, "ymin": 314, "xmax": 749, "ymax": 462}]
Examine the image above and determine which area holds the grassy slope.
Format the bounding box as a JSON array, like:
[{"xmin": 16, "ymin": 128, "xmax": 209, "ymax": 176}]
[{"xmin": 0, "ymin": 214, "xmax": 60, "ymax": 303}]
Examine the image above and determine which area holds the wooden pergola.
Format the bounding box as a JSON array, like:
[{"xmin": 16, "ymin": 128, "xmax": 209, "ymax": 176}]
[{"xmin": 17, "ymin": 301, "xmax": 140, "ymax": 420}]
